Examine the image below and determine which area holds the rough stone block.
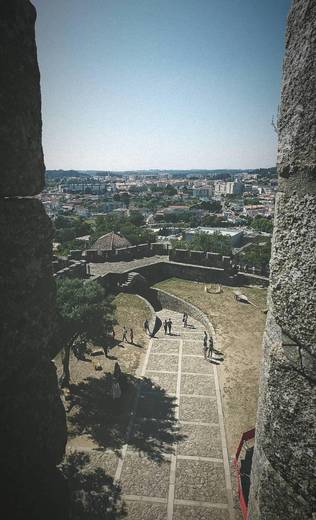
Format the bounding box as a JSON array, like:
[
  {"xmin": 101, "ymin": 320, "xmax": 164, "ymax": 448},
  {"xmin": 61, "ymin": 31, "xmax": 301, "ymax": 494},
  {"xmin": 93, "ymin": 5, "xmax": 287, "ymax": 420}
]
[
  {"xmin": 206, "ymin": 252, "xmax": 221, "ymax": 267},
  {"xmin": 189, "ymin": 250, "xmax": 205, "ymax": 265},
  {"xmin": 249, "ymin": 313, "xmax": 315, "ymax": 519},
  {"xmin": 271, "ymin": 192, "xmax": 316, "ymax": 353},
  {"xmin": 0, "ymin": 198, "xmax": 56, "ymax": 382},
  {"xmin": 0, "ymin": 0, "xmax": 45, "ymax": 196},
  {"xmin": 277, "ymin": 0, "xmax": 316, "ymax": 182}
]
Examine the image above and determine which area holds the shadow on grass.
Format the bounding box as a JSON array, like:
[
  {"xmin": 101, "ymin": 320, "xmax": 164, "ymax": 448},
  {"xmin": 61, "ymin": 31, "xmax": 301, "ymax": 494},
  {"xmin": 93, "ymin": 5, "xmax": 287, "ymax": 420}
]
[
  {"xmin": 68, "ymin": 373, "xmax": 185, "ymax": 461},
  {"xmin": 61, "ymin": 451, "xmax": 126, "ymax": 520}
]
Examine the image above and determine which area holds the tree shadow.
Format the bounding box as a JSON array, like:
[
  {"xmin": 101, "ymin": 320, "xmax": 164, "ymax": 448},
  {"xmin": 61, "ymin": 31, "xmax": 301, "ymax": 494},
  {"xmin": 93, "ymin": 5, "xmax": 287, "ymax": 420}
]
[
  {"xmin": 61, "ymin": 451, "xmax": 126, "ymax": 520},
  {"xmin": 68, "ymin": 373, "xmax": 185, "ymax": 462}
]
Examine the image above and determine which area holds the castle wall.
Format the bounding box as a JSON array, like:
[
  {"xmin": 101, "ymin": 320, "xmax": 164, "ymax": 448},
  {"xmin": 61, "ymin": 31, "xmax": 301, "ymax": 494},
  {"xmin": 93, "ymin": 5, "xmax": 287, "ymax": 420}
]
[
  {"xmin": 248, "ymin": 1, "xmax": 316, "ymax": 518},
  {"xmin": 0, "ymin": 2, "xmax": 67, "ymax": 518}
]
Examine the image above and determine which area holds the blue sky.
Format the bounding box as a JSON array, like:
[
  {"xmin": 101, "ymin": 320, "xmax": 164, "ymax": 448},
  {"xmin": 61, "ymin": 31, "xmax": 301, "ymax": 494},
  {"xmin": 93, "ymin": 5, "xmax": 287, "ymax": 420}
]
[{"xmin": 32, "ymin": 0, "xmax": 291, "ymax": 170}]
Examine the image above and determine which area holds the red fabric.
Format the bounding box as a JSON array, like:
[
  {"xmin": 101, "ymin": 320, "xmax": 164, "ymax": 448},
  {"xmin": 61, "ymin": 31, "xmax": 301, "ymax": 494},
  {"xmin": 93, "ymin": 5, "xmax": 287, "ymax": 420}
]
[{"xmin": 233, "ymin": 428, "xmax": 255, "ymax": 520}]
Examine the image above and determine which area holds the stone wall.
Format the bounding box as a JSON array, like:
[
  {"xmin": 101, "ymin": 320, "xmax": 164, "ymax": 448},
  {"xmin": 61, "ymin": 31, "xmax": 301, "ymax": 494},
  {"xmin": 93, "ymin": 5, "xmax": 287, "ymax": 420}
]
[
  {"xmin": 0, "ymin": 2, "xmax": 68, "ymax": 518},
  {"xmin": 96, "ymin": 260, "xmax": 269, "ymax": 295},
  {"xmin": 52, "ymin": 253, "xmax": 88, "ymax": 279},
  {"xmin": 148, "ymin": 287, "xmax": 216, "ymax": 339},
  {"xmin": 85, "ymin": 241, "xmax": 168, "ymax": 263},
  {"xmin": 248, "ymin": 1, "xmax": 316, "ymax": 518},
  {"xmin": 135, "ymin": 294, "xmax": 162, "ymax": 338}
]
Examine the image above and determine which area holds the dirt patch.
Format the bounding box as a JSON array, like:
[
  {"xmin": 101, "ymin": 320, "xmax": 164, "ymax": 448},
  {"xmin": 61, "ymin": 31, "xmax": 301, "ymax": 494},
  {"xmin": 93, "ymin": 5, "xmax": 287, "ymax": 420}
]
[{"xmin": 154, "ymin": 278, "xmax": 267, "ymax": 456}]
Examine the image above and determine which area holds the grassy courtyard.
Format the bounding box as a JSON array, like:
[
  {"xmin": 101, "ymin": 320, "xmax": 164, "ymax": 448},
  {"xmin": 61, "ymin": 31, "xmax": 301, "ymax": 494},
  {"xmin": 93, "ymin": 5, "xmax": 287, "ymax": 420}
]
[{"xmin": 154, "ymin": 278, "xmax": 268, "ymax": 455}]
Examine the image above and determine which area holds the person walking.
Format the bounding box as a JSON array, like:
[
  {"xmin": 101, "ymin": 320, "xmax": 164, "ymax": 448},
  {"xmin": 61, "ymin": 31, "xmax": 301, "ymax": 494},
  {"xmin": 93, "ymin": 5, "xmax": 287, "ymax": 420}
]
[
  {"xmin": 122, "ymin": 326, "xmax": 128, "ymax": 342},
  {"xmin": 203, "ymin": 332, "xmax": 208, "ymax": 360},
  {"xmin": 163, "ymin": 319, "xmax": 168, "ymax": 335},
  {"xmin": 130, "ymin": 328, "xmax": 134, "ymax": 344},
  {"xmin": 207, "ymin": 335, "xmax": 214, "ymax": 359},
  {"xmin": 167, "ymin": 318, "xmax": 172, "ymax": 335},
  {"xmin": 182, "ymin": 313, "xmax": 188, "ymax": 327}
]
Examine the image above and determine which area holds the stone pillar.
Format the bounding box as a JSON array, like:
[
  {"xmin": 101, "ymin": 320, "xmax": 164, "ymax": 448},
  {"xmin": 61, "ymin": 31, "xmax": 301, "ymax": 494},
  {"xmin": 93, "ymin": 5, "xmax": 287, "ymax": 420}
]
[
  {"xmin": 0, "ymin": 2, "xmax": 68, "ymax": 519},
  {"xmin": 248, "ymin": 1, "xmax": 316, "ymax": 519}
]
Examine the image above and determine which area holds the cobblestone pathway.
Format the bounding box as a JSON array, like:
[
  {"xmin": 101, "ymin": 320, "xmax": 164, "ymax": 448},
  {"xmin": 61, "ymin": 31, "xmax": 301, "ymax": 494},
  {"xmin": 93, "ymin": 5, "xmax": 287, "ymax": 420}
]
[{"xmin": 113, "ymin": 309, "xmax": 234, "ymax": 520}]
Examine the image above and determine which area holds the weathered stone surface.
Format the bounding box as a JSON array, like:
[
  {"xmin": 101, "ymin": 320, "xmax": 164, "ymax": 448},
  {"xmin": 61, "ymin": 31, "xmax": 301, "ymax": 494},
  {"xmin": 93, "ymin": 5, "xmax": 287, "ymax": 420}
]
[
  {"xmin": 0, "ymin": 198, "xmax": 56, "ymax": 381},
  {"xmin": 0, "ymin": 197, "xmax": 68, "ymax": 518},
  {"xmin": 120, "ymin": 453, "xmax": 170, "ymax": 497},
  {"xmin": 277, "ymin": 0, "xmax": 316, "ymax": 183},
  {"xmin": 249, "ymin": 1, "xmax": 316, "ymax": 517},
  {"xmin": 1, "ymin": 360, "xmax": 67, "ymax": 472},
  {"xmin": 249, "ymin": 314, "xmax": 315, "ymax": 519},
  {"xmin": 271, "ymin": 192, "xmax": 316, "ymax": 353},
  {"xmin": 0, "ymin": 3, "xmax": 67, "ymax": 517},
  {"xmin": 0, "ymin": 0, "xmax": 45, "ymax": 196},
  {"xmin": 175, "ymin": 459, "xmax": 227, "ymax": 502}
]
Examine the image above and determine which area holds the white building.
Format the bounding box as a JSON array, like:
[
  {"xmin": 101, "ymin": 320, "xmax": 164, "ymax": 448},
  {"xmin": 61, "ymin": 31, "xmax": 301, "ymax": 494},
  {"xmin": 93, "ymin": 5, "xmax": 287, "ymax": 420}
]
[
  {"xmin": 184, "ymin": 226, "xmax": 243, "ymax": 247},
  {"xmin": 225, "ymin": 180, "xmax": 244, "ymax": 195},
  {"xmin": 243, "ymin": 205, "xmax": 274, "ymax": 218},
  {"xmin": 192, "ymin": 186, "xmax": 213, "ymax": 199}
]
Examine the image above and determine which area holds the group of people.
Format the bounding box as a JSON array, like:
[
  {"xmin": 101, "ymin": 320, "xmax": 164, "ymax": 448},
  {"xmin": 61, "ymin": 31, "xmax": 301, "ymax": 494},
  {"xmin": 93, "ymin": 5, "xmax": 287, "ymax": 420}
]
[
  {"xmin": 203, "ymin": 331, "xmax": 214, "ymax": 359},
  {"xmin": 202, "ymin": 330, "xmax": 222, "ymax": 361},
  {"xmin": 163, "ymin": 318, "xmax": 173, "ymax": 335}
]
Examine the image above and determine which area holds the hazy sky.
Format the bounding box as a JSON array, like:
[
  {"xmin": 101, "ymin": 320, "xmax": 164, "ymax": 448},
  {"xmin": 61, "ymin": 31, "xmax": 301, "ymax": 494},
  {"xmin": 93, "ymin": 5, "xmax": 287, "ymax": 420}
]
[{"xmin": 32, "ymin": 0, "xmax": 291, "ymax": 171}]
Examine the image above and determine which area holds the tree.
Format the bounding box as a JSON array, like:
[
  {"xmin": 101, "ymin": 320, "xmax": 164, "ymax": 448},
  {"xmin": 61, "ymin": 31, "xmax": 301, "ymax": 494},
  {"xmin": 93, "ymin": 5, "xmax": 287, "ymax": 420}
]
[
  {"xmin": 237, "ymin": 239, "xmax": 271, "ymax": 271},
  {"xmin": 251, "ymin": 215, "xmax": 273, "ymax": 233},
  {"xmin": 172, "ymin": 232, "xmax": 232, "ymax": 256},
  {"xmin": 91, "ymin": 214, "xmax": 155, "ymax": 245},
  {"xmin": 56, "ymin": 278, "xmax": 115, "ymax": 387},
  {"xmin": 129, "ymin": 210, "xmax": 145, "ymax": 227},
  {"xmin": 243, "ymin": 197, "xmax": 262, "ymax": 205}
]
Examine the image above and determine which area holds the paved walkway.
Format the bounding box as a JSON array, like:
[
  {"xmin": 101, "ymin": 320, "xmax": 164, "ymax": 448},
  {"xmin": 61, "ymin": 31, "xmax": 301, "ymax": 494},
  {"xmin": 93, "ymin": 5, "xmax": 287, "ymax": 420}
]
[{"xmin": 112, "ymin": 309, "xmax": 234, "ymax": 520}]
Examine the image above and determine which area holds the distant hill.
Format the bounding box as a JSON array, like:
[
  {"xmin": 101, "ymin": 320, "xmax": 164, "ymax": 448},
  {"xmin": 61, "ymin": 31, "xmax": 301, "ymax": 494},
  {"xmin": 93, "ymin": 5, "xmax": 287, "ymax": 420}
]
[
  {"xmin": 46, "ymin": 167, "xmax": 277, "ymax": 179},
  {"xmin": 46, "ymin": 170, "xmax": 91, "ymax": 179}
]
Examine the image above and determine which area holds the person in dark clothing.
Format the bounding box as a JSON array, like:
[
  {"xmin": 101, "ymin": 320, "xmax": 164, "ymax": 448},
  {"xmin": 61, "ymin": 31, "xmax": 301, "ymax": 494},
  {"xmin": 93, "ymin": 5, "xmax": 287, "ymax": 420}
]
[
  {"xmin": 167, "ymin": 318, "xmax": 172, "ymax": 335},
  {"xmin": 163, "ymin": 320, "xmax": 168, "ymax": 335},
  {"xmin": 122, "ymin": 326, "xmax": 128, "ymax": 342},
  {"xmin": 114, "ymin": 362, "xmax": 122, "ymax": 381},
  {"xmin": 130, "ymin": 328, "xmax": 134, "ymax": 344},
  {"xmin": 203, "ymin": 331, "xmax": 208, "ymax": 359},
  {"xmin": 207, "ymin": 336, "xmax": 214, "ymax": 359}
]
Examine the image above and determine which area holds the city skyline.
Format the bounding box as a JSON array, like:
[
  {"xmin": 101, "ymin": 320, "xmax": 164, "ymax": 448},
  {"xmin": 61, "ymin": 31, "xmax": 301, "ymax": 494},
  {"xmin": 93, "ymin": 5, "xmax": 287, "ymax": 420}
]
[{"xmin": 33, "ymin": 0, "xmax": 291, "ymax": 171}]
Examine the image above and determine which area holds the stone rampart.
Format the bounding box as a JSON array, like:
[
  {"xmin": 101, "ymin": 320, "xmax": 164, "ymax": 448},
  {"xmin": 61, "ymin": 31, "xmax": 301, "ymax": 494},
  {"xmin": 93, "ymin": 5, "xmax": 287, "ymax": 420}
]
[
  {"xmin": 84, "ymin": 242, "xmax": 169, "ymax": 263},
  {"xmin": 52, "ymin": 253, "xmax": 88, "ymax": 279},
  {"xmin": 135, "ymin": 293, "xmax": 162, "ymax": 338},
  {"xmin": 148, "ymin": 287, "xmax": 216, "ymax": 340}
]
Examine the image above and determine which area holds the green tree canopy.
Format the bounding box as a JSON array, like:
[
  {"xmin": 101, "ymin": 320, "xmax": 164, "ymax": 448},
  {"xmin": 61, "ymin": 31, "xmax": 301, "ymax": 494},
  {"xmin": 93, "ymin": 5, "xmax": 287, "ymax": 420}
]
[
  {"xmin": 173, "ymin": 232, "xmax": 232, "ymax": 256},
  {"xmin": 92, "ymin": 214, "xmax": 155, "ymax": 245},
  {"xmin": 250, "ymin": 215, "xmax": 273, "ymax": 233},
  {"xmin": 56, "ymin": 278, "xmax": 115, "ymax": 386}
]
